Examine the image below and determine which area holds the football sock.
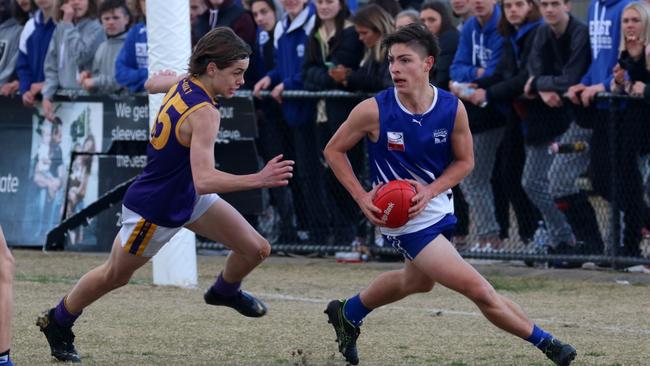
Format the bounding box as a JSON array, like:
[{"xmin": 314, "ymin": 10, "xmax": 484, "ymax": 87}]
[
  {"xmin": 210, "ymin": 272, "xmax": 241, "ymax": 297},
  {"xmin": 343, "ymin": 294, "xmax": 371, "ymax": 327},
  {"xmin": 526, "ymin": 324, "xmax": 554, "ymax": 350},
  {"xmin": 54, "ymin": 296, "xmax": 81, "ymax": 328},
  {"xmin": 0, "ymin": 349, "xmax": 11, "ymax": 365}
]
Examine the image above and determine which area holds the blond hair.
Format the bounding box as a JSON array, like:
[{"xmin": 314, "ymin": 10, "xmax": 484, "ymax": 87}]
[
  {"xmin": 619, "ymin": 2, "xmax": 650, "ymax": 71},
  {"xmin": 351, "ymin": 4, "xmax": 395, "ymax": 64}
]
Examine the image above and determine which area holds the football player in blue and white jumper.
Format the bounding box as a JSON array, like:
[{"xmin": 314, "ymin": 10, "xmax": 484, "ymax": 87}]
[{"xmin": 323, "ymin": 23, "xmax": 577, "ymax": 366}]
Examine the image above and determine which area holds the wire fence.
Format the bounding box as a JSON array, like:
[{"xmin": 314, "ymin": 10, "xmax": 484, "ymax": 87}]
[
  {"xmin": 12, "ymin": 88, "xmax": 648, "ymax": 267},
  {"xmin": 197, "ymin": 90, "xmax": 650, "ymax": 268}
]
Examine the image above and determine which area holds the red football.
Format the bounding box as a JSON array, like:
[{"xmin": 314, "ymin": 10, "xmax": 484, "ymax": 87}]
[{"xmin": 372, "ymin": 180, "xmax": 416, "ymax": 228}]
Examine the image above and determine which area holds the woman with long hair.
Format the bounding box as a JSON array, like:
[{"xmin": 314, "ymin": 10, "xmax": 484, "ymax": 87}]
[
  {"xmin": 461, "ymin": 0, "xmax": 543, "ymax": 252},
  {"xmin": 328, "ymin": 4, "xmax": 394, "ymax": 92},
  {"xmin": 610, "ymin": 2, "xmax": 650, "ymax": 258},
  {"xmin": 249, "ymin": 0, "xmax": 296, "ymax": 243}
]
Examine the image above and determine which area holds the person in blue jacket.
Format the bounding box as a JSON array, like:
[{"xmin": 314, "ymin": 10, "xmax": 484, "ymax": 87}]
[
  {"xmin": 450, "ymin": 0, "xmax": 502, "ymax": 84},
  {"xmin": 15, "ymin": 0, "xmax": 55, "ymax": 107},
  {"xmin": 254, "ymin": 0, "xmax": 332, "ymax": 243},
  {"xmin": 565, "ymin": 0, "xmax": 633, "ymax": 260},
  {"xmin": 567, "ymin": 0, "xmax": 634, "ymax": 107},
  {"xmin": 449, "ymin": 0, "xmax": 507, "ymax": 252},
  {"xmin": 115, "ymin": 0, "xmax": 146, "ymax": 92}
]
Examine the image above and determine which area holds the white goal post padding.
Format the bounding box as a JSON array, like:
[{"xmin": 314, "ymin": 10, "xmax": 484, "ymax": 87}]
[{"xmin": 147, "ymin": 0, "xmax": 198, "ymax": 288}]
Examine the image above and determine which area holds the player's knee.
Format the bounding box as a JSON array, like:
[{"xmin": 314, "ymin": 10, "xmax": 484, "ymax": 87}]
[
  {"xmin": 238, "ymin": 236, "xmax": 270, "ymax": 261},
  {"xmin": 0, "ymin": 252, "xmax": 15, "ymax": 284},
  {"xmin": 466, "ymin": 282, "xmax": 497, "ymax": 307},
  {"xmin": 255, "ymin": 238, "xmax": 271, "ymax": 260}
]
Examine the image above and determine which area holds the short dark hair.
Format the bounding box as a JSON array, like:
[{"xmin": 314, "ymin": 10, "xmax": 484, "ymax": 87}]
[
  {"xmin": 383, "ymin": 23, "xmax": 439, "ymax": 78},
  {"xmin": 420, "ymin": 0, "xmax": 455, "ymax": 35},
  {"xmin": 382, "ymin": 22, "xmax": 439, "ymax": 59},
  {"xmin": 249, "ymin": 0, "xmax": 275, "ymax": 13},
  {"xmin": 188, "ymin": 27, "xmax": 252, "ymax": 75},
  {"xmin": 99, "ymin": 0, "xmax": 131, "ymax": 18}
]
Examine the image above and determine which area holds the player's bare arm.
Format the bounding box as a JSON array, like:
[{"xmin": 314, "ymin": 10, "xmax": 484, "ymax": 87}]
[
  {"xmin": 186, "ymin": 106, "xmax": 294, "ymax": 194},
  {"xmin": 144, "ymin": 71, "xmax": 188, "ymax": 94},
  {"xmin": 406, "ymin": 100, "xmax": 474, "ymax": 218},
  {"xmin": 324, "ymin": 98, "xmax": 385, "ymax": 226}
]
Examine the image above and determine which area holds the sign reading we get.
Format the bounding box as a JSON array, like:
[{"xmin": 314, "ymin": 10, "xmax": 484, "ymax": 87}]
[{"xmin": 114, "ymin": 102, "xmax": 149, "ymax": 122}]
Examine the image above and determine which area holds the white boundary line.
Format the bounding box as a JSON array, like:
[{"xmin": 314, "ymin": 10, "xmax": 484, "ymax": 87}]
[{"xmin": 259, "ymin": 292, "xmax": 650, "ymax": 336}]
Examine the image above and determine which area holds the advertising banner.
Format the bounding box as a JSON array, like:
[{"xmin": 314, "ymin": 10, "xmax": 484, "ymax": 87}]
[{"xmin": 0, "ymin": 94, "xmax": 261, "ymax": 250}]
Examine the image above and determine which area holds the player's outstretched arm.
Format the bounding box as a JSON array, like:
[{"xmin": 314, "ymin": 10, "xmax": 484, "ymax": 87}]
[
  {"xmin": 144, "ymin": 70, "xmax": 187, "ymax": 94},
  {"xmin": 187, "ymin": 106, "xmax": 294, "ymax": 194},
  {"xmin": 324, "ymin": 98, "xmax": 385, "ymax": 226},
  {"xmin": 407, "ymin": 100, "xmax": 474, "ymax": 218}
]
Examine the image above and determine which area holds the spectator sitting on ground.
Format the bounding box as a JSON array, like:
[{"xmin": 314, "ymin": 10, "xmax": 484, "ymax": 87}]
[
  {"xmin": 79, "ymin": 0, "xmax": 130, "ymax": 93},
  {"xmin": 15, "ymin": 0, "xmax": 55, "ymax": 107},
  {"xmin": 41, "ymin": 0, "xmax": 105, "ymax": 121}
]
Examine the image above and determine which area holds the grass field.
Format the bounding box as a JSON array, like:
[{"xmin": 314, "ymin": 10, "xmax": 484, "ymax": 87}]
[{"xmin": 9, "ymin": 249, "xmax": 650, "ymax": 365}]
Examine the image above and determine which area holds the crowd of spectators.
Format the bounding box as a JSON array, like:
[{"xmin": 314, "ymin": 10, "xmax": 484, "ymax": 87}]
[{"xmin": 1, "ymin": 0, "xmax": 650, "ymax": 260}]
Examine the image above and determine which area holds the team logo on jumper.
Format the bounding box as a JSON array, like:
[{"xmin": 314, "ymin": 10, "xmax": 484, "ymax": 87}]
[
  {"xmin": 433, "ymin": 128, "xmax": 448, "ymax": 144},
  {"xmin": 259, "ymin": 31, "xmax": 270, "ymax": 46},
  {"xmin": 590, "ymin": 3, "xmax": 613, "ymax": 58},
  {"xmin": 387, "ymin": 131, "xmax": 405, "ymax": 151},
  {"xmin": 296, "ymin": 44, "xmax": 305, "ymax": 58}
]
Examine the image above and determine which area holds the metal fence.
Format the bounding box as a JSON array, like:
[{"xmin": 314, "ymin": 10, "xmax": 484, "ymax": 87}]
[
  {"xmin": 16, "ymin": 88, "xmax": 648, "ymax": 267},
  {"xmin": 197, "ymin": 91, "xmax": 650, "ymax": 268}
]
